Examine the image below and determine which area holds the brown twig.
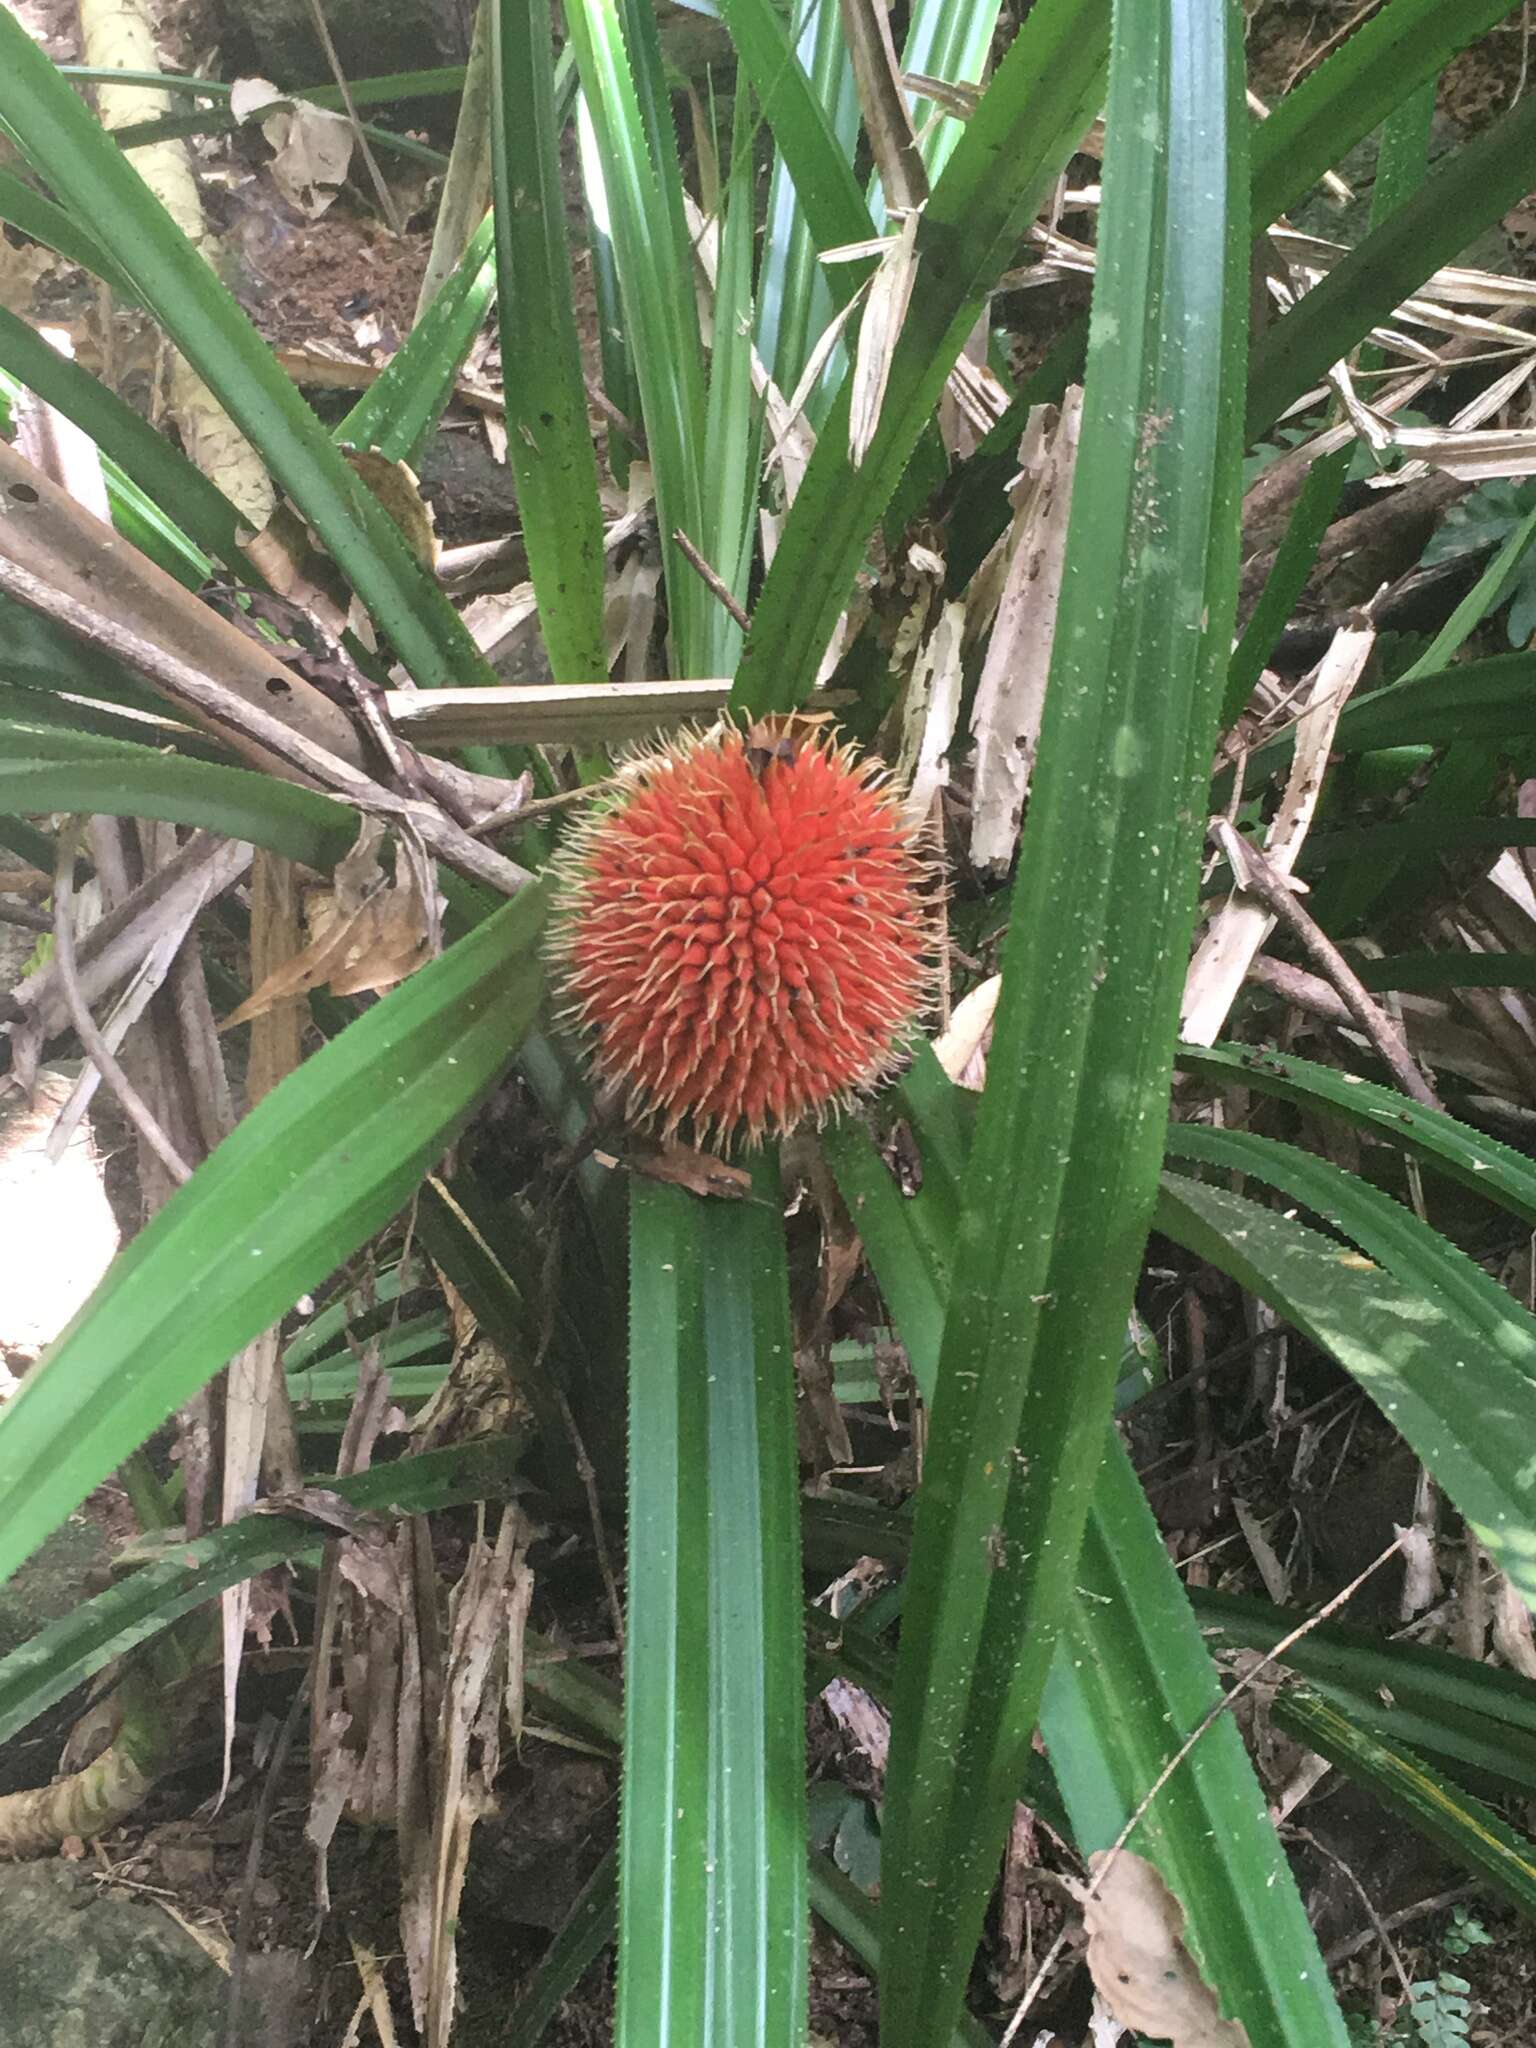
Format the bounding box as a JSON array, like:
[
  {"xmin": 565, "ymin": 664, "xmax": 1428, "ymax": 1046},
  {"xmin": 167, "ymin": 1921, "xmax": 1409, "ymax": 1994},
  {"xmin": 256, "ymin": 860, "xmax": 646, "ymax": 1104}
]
[
  {"xmin": 586, "ymin": 377, "xmax": 647, "ymax": 458},
  {"xmin": 3, "ymin": 834, "xmax": 250, "ymax": 1042},
  {"xmin": 51, "ymin": 819, "xmax": 192, "ymax": 1187},
  {"xmin": 1211, "ymin": 817, "xmax": 1443, "ymax": 1110},
  {"xmin": 1323, "ymin": 1883, "xmax": 1482, "ymax": 1970},
  {"xmin": 1287, "ymin": 1824, "xmax": 1414, "ymax": 2006},
  {"xmin": 671, "ymin": 528, "xmax": 752, "ymax": 631},
  {"xmin": 0, "ymin": 900, "xmax": 50, "ymax": 932}
]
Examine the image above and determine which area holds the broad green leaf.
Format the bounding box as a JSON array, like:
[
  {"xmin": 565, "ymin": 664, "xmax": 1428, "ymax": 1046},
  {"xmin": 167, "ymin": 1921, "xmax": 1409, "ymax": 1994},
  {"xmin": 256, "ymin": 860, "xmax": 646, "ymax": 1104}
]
[
  {"xmin": 732, "ymin": 0, "xmax": 1110, "ymax": 714},
  {"xmin": 0, "ymin": 723, "xmax": 357, "ymax": 870},
  {"xmin": 0, "ymin": 883, "xmax": 548, "ymax": 1592},
  {"xmin": 0, "ymin": 1437, "xmax": 529, "ymax": 1747},
  {"xmin": 491, "ymin": 0, "xmax": 608, "ymax": 683},
  {"xmin": 828, "ymin": 1053, "xmax": 1346, "ymax": 2048},
  {"xmin": 879, "ymin": 6, "xmax": 1250, "ymax": 2039},
  {"xmin": 619, "ymin": 1166, "xmax": 805, "ymax": 2048},
  {"xmin": 1273, "ymin": 1687, "xmax": 1536, "ymax": 1919},
  {"xmin": 339, "ymin": 211, "xmax": 497, "ymax": 467},
  {"xmin": 1175, "ymin": 1042, "xmax": 1536, "ymax": 1225},
  {"xmin": 0, "ymin": 17, "xmax": 494, "ymax": 689},
  {"xmin": 1197, "ymin": 1589, "xmax": 1536, "ymax": 1798},
  {"xmin": 1154, "ymin": 1173, "xmax": 1536, "ymax": 1611}
]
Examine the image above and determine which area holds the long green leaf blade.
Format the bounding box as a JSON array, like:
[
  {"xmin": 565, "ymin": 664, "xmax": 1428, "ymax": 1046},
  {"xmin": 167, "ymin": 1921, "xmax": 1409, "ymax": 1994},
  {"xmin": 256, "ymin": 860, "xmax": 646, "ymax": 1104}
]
[
  {"xmin": 0, "ymin": 726, "xmax": 357, "ymax": 870},
  {"xmin": 1176, "ymin": 1042, "xmax": 1536, "ymax": 1225},
  {"xmin": 828, "ymin": 1055, "xmax": 1347, "ymax": 2048},
  {"xmin": 491, "ymin": 0, "xmax": 608, "ymax": 682},
  {"xmin": 1247, "ymin": 86, "xmax": 1536, "ymax": 442},
  {"xmin": 1155, "ymin": 1173, "xmax": 1536, "ymax": 1610},
  {"xmin": 1046, "ymin": 1442, "xmax": 1349, "ymax": 2048},
  {"xmin": 620, "ymin": 1168, "xmax": 806, "ymax": 2048},
  {"xmin": 563, "ymin": 0, "xmax": 712, "ymax": 671},
  {"xmin": 1249, "ymin": 0, "xmax": 1520, "ymax": 229},
  {"xmin": 879, "ymin": 5, "xmax": 1250, "ymax": 2038},
  {"xmin": 1274, "ymin": 1688, "xmax": 1536, "ymax": 1919},
  {"xmin": 0, "ymin": 884, "xmax": 547, "ymax": 1590}
]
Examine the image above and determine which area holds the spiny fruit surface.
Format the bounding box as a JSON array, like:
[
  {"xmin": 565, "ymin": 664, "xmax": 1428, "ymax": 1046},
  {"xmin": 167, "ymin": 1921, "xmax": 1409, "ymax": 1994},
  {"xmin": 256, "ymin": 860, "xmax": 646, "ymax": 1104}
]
[{"xmin": 550, "ymin": 721, "xmax": 930, "ymax": 1143}]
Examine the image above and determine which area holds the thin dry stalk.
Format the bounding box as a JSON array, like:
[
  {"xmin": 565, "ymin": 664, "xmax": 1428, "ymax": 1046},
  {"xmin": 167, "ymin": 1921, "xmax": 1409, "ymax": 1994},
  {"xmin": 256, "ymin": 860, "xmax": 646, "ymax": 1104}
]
[{"xmin": 51, "ymin": 819, "xmax": 191, "ymax": 1186}]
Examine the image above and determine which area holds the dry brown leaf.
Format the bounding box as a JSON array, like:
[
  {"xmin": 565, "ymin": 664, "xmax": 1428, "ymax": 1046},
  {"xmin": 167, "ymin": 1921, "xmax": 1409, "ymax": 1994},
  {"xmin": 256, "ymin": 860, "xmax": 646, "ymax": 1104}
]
[
  {"xmin": 1074, "ymin": 1850, "xmax": 1250, "ymax": 2048},
  {"xmin": 625, "ymin": 1136, "xmax": 752, "ymax": 1200},
  {"xmin": 220, "ymin": 824, "xmax": 432, "ymax": 1029},
  {"xmin": 260, "ymin": 101, "xmax": 355, "ymax": 219},
  {"xmin": 837, "ymin": 0, "xmax": 927, "ymax": 216}
]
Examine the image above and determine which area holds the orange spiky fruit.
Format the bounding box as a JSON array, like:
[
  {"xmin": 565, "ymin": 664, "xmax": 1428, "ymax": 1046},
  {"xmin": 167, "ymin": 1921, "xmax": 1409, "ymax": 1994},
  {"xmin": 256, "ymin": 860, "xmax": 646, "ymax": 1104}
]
[{"xmin": 549, "ymin": 719, "xmax": 931, "ymax": 1144}]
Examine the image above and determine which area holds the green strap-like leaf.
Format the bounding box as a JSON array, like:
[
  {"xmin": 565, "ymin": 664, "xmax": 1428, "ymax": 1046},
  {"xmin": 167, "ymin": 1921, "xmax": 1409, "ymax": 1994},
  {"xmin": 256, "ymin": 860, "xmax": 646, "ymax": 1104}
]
[
  {"xmin": 1045, "ymin": 1443, "xmax": 1348, "ymax": 2048},
  {"xmin": 1175, "ymin": 1043, "xmax": 1536, "ymax": 1225},
  {"xmin": 0, "ymin": 306, "xmax": 248, "ymax": 570},
  {"xmin": 339, "ymin": 210, "xmax": 498, "ymax": 467},
  {"xmin": 1168, "ymin": 1124, "xmax": 1536, "ymax": 1385},
  {"xmin": 878, "ymin": 5, "xmax": 1250, "ymax": 2038},
  {"xmin": 563, "ymin": 0, "xmax": 713, "ymax": 672},
  {"xmin": 620, "ymin": 1166, "xmax": 806, "ymax": 2048},
  {"xmin": 1274, "ymin": 1687, "xmax": 1536, "ymax": 1919},
  {"xmin": 1248, "ymin": 0, "xmax": 1520, "ymax": 230},
  {"xmin": 713, "ymin": 0, "xmax": 871, "ymax": 265},
  {"xmin": 1196, "ymin": 1589, "xmax": 1536, "ymax": 1799},
  {"xmin": 491, "ymin": 0, "xmax": 609, "ymax": 684},
  {"xmin": 1155, "ymin": 1173, "xmax": 1536, "ymax": 1612},
  {"xmin": 0, "ymin": 724, "xmax": 357, "ymax": 870},
  {"xmin": 827, "ymin": 1058, "xmax": 1346, "ymax": 2047},
  {"xmin": 1247, "ymin": 83, "xmax": 1536, "ymax": 443},
  {"xmin": 0, "ymin": 883, "xmax": 548, "ymax": 1592}
]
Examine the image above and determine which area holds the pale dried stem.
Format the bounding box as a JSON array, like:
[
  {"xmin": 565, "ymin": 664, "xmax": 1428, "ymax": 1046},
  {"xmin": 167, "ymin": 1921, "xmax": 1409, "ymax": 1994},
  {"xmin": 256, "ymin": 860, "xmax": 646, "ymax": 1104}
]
[{"xmin": 51, "ymin": 819, "xmax": 192, "ymax": 1187}]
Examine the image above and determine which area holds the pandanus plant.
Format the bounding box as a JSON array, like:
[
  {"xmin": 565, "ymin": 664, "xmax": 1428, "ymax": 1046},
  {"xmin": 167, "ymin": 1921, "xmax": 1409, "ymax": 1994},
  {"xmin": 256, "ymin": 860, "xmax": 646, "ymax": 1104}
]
[{"xmin": 0, "ymin": 0, "xmax": 1534, "ymax": 2043}]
